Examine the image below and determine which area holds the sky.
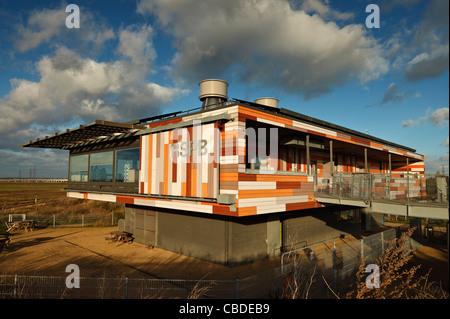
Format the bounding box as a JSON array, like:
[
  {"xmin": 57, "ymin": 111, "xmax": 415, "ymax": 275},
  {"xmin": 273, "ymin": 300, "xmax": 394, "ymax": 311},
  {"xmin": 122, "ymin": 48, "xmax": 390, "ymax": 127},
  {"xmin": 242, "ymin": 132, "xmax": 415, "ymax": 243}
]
[{"xmin": 0, "ymin": 0, "xmax": 448, "ymax": 178}]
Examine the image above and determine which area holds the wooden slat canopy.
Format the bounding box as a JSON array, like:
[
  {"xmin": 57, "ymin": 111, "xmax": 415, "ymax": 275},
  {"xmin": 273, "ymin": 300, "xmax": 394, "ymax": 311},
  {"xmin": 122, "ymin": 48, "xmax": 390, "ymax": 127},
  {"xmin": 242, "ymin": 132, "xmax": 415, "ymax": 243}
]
[{"xmin": 20, "ymin": 120, "xmax": 145, "ymax": 149}]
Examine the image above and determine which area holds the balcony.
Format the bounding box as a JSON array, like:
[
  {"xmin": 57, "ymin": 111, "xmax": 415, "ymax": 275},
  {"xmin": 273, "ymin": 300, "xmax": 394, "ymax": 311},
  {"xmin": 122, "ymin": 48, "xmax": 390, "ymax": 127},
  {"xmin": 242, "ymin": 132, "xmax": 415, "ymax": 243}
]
[{"xmin": 314, "ymin": 173, "xmax": 449, "ymax": 220}]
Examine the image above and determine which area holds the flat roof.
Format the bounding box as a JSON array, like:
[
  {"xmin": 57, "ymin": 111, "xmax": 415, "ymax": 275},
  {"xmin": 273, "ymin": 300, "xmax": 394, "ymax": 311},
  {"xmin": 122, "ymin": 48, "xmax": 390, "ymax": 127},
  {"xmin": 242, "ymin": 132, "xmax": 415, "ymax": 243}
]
[{"xmin": 20, "ymin": 99, "xmax": 418, "ymax": 154}]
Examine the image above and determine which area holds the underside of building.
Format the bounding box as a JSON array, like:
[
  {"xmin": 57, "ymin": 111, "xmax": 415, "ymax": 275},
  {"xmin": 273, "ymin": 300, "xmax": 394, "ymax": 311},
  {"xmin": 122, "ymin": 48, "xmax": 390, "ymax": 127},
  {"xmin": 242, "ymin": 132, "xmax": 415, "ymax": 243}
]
[{"xmin": 22, "ymin": 79, "xmax": 448, "ymax": 266}]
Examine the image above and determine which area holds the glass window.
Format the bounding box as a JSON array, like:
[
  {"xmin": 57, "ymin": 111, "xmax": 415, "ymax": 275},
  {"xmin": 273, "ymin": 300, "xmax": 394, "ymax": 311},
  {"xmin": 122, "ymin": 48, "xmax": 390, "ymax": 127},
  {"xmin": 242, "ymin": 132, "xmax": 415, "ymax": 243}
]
[
  {"xmin": 115, "ymin": 148, "xmax": 140, "ymax": 182},
  {"xmin": 90, "ymin": 151, "xmax": 113, "ymax": 182},
  {"xmin": 69, "ymin": 154, "xmax": 88, "ymax": 182}
]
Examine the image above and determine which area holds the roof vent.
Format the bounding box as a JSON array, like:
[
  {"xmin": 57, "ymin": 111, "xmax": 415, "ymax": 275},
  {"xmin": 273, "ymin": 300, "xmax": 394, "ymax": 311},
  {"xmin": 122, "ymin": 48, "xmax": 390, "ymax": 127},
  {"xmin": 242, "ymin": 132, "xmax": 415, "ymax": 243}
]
[
  {"xmin": 199, "ymin": 79, "xmax": 229, "ymax": 110},
  {"xmin": 254, "ymin": 97, "xmax": 279, "ymax": 108}
]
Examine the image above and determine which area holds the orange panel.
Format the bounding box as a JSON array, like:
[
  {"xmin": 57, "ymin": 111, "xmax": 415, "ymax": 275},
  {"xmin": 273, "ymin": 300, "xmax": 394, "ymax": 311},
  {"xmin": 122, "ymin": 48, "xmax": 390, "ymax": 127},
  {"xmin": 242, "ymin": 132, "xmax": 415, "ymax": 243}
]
[
  {"xmin": 238, "ymin": 189, "xmax": 294, "ymax": 199},
  {"xmin": 238, "ymin": 105, "xmax": 293, "ymax": 126},
  {"xmin": 181, "ymin": 182, "xmax": 186, "ymax": 196},
  {"xmin": 148, "ymin": 135, "xmax": 153, "ymax": 194},
  {"xmin": 202, "ymin": 183, "xmax": 208, "ymax": 198},
  {"xmin": 191, "ymin": 168, "xmax": 197, "ymax": 197},
  {"xmin": 163, "ymin": 143, "xmax": 169, "ymax": 195},
  {"xmin": 236, "ymin": 206, "xmax": 257, "ymax": 216},
  {"xmin": 220, "ymin": 172, "xmax": 239, "ymax": 181},
  {"xmin": 255, "ymin": 174, "xmax": 310, "ymax": 182}
]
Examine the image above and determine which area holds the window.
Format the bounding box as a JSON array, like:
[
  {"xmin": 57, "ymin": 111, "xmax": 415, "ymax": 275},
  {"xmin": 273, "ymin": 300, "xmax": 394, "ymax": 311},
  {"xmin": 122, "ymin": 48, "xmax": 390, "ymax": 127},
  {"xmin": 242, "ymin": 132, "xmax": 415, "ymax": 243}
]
[
  {"xmin": 90, "ymin": 151, "xmax": 113, "ymax": 182},
  {"xmin": 69, "ymin": 154, "xmax": 88, "ymax": 182},
  {"xmin": 115, "ymin": 148, "xmax": 140, "ymax": 182}
]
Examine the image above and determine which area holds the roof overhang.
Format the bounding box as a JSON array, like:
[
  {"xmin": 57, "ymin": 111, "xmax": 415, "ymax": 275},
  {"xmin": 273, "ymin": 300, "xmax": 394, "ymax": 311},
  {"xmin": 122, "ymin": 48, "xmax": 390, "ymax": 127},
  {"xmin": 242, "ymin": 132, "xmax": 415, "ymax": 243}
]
[{"xmin": 20, "ymin": 120, "xmax": 145, "ymax": 149}]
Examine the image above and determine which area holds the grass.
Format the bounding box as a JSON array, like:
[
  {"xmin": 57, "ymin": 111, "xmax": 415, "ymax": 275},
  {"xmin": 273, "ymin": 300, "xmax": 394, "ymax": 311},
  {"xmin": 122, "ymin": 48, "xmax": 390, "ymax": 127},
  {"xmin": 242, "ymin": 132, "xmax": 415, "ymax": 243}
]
[{"xmin": 0, "ymin": 182, "xmax": 124, "ymax": 229}]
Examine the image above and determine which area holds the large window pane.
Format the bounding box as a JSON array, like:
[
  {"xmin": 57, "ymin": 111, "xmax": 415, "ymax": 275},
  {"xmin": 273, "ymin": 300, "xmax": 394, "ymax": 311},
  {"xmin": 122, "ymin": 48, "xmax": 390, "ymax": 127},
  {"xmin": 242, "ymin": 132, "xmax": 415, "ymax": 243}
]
[
  {"xmin": 69, "ymin": 154, "xmax": 88, "ymax": 182},
  {"xmin": 116, "ymin": 148, "xmax": 140, "ymax": 182},
  {"xmin": 90, "ymin": 151, "xmax": 113, "ymax": 182}
]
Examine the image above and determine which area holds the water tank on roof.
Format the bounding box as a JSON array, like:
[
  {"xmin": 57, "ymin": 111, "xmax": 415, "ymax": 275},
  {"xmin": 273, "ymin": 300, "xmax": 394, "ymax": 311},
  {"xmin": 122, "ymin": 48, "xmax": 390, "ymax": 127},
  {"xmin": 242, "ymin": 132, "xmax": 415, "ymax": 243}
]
[
  {"xmin": 254, "ymin": 97, "xmax": 279, "ymax": 108},
  {"xmin": 199, "ymin": 79, "xmax": 229, "ymax": 110}
]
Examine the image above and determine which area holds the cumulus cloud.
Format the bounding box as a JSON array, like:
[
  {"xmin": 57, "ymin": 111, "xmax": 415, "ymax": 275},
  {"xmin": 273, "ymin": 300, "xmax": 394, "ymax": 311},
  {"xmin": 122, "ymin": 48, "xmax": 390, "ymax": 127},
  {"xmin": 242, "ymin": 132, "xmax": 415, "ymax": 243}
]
[
  {"xmin": 0, "ymin": 148, "xmax": 68, "ymax": 178},
  {"xmin": 381, "ymin": 83, "xmax": 419, "ymax": 105},
  {"xmin": 137, "ymin": 0, "xmax": 388, "ymax": 99},
  {"xmin": 403, "ymin": 0, "xmax": 449, "ymax": 82},
  {"xmin": 441, "ymin": 137, "xmax": 449, "ymax": 147},
  {"xmin": 402, "ymin": 107, "xmax": 449, "ymax": 128},
  {"xmin": 15, "ymin": 5, "xmax": 115, "ymax": 53},
  {"xmin": 425, "ymin": 152, "xmax": 449, "ymax": 174},
  {"xmin": 0, "ymin": 23, "xmax": 188, "ymax": 150}
]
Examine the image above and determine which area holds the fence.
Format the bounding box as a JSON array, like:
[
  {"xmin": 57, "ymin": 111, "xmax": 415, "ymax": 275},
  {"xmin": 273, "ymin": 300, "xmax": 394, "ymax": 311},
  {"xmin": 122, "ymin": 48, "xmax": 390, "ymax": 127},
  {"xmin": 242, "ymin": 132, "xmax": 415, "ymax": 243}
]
[
  {"xmin": 1, "ymin": 227, "xmax": 421, "ymax": 299},
  {"xmin": 280, "ymin": 227, "xmax": 422, "ymax": 298},
  {"xmin": 0, "ymin": 213, "xmax": 121, "ymax": 228}
]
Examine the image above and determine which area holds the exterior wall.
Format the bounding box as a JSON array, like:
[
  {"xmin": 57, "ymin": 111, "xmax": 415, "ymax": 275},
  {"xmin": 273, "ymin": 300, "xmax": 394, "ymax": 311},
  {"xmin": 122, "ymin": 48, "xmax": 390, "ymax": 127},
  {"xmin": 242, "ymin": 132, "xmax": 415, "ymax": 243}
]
[
  {"xmin": 121, "ymin": 204, "xmax": 370, "ymax": 265},
  {"xmin": 123, "ymin": 205, "xmax": 279, "ymax": 265},
  {"xmin": 139, "ymin": 122, "xmax": 219, "ymax": 198},
  {"xmin": 67, "ymin": 103, "xmax": 425, "ymax": 218}
]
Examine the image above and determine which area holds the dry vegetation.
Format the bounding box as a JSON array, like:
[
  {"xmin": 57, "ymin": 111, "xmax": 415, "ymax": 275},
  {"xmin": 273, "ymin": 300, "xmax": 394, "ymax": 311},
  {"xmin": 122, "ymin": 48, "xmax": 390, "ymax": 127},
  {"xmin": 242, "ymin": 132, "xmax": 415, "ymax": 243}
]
[
  {"xmin": 281, "ymin": 228, "xmax": 449, "ymax": 299},
  {"xmin": 0, "ymin": 182, "xmax": 124, "ymax": 233}
]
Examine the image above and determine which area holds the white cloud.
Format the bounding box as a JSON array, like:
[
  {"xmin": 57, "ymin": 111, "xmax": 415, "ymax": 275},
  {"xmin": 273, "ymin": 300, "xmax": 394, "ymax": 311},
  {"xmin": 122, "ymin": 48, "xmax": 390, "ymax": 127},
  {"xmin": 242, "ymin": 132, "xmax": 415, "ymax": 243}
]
[
  {"xmin": 403, "ymin": 0, "xmax": 449, "ymax": 82},
  {"xmin": 425, "ymin": 152, "xmax": 449, "ymax": 174},
  {"xmin": 15, "ymin": 5, "xmax": 115, "ymax": 53},
  {"xmin": 402, "ymin": 107, "xmax": 449, "ymax": 128},
  {"xmin": 381, "ymin": 83, "xmax": 419, "ymax": 105},
  {"xmin": 299, "ymin": 0, "xmax": 353, "ymax": 21},
  {"xmin": 137, "ymin": 0, "xmax": 388, "ymax": 99},
  {"xmin": 0, "ymin": 23, "xmax": 188, "ymax": 150},
  {"xmin": 441, "ymin": 137, "xmax": 449, "ymax": 147}
]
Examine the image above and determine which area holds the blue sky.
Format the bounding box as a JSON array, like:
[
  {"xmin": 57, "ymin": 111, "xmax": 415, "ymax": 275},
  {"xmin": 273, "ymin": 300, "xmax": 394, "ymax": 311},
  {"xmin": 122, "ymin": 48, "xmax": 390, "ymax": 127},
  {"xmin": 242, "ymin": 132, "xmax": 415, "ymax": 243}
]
[{"xmin": 0, "ymin": 0, "xmax": 448, "ymax": 178}]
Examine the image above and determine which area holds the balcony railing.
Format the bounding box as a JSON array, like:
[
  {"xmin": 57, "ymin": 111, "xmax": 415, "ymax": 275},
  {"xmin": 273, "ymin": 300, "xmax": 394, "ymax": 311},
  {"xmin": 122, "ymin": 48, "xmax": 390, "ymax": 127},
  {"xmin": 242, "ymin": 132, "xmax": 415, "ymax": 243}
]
[{"xmin": 315, "ymin": 173, "xmax": 449, "ymax": 205}]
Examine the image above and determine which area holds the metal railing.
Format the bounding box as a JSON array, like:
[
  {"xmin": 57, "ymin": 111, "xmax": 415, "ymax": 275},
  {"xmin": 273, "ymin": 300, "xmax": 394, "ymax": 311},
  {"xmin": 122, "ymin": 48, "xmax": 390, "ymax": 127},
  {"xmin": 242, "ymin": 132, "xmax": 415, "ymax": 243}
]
[{"xmin": 315, "ymin": 173, "xmax": 449, "ymax": 205}]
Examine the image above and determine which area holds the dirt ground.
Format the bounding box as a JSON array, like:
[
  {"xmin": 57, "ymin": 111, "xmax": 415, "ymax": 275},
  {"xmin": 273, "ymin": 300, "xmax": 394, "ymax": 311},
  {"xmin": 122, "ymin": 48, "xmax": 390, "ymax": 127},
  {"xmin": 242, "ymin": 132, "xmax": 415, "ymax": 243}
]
[
  {"xmin": 1, "ymin": 226, "xmax": 448, "ymax": 291},
  {"xmin": 0, "ymin": 227, "xmax": 281, "ymax": 280}
]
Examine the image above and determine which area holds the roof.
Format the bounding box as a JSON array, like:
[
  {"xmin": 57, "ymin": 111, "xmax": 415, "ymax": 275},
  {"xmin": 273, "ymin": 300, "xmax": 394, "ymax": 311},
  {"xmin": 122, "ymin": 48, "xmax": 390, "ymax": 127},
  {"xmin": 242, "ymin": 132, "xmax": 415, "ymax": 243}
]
[
  {"xmin": 20, "ymin": 120, "xmax": 145, "ymax": 149},
  {"xmin": 20, "ymin": 98, "xmax": 418, "ymax": 154}
]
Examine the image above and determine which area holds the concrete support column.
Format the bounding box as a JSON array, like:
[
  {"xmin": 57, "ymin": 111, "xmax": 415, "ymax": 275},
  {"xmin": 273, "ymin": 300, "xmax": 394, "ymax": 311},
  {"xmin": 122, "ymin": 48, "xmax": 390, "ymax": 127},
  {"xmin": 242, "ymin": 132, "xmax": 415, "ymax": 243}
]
[
  {"xmin": 306, "ymin": 135, "xmax": 310, "ymax": 175},
  {"xmin": 364, "ymin": 148, "xmax": 368, "ymax": 173}
]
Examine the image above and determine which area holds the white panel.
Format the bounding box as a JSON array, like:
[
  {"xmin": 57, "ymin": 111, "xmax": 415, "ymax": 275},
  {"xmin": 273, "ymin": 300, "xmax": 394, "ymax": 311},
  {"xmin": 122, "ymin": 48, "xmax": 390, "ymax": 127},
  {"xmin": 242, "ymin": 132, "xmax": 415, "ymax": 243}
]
[
  {"xmin": 238, "ymin": 181, "xmax": 276, "ymax": 190},
  {"xmin": 87, "ymin": 193, "xmax": 116, "ymax": 202},
  {"xmin": 67, "ymin": 192, "xmax": 85, "ymax": 199}
]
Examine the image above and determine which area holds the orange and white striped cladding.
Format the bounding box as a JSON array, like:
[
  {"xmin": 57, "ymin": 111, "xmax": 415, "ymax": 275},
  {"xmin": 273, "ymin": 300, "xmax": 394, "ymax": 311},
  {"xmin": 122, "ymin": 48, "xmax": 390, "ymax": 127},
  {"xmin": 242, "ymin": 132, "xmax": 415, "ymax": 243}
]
[
  {"xmin": 139, "ymin": 122, "xmax": 219, "ymax": 199},
  {"xmin": 67, "ymin": 103, "xmax": 425, "ymax": 217}
]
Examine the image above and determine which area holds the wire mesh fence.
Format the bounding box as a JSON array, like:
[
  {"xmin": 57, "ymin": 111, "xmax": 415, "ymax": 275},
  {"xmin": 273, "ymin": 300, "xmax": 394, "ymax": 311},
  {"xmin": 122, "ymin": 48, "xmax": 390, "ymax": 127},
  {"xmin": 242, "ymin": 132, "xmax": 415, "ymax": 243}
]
[
  {"xmin": 1, "ymin": 227, "xmax": 421, "ymax": 299},
  {"xmin": 279, "ymin": 227, "xmax": 421, "ymax": 298},
  {"xmin": 0, "ymin": 213, "xmax": 121, "ymax": 228}
]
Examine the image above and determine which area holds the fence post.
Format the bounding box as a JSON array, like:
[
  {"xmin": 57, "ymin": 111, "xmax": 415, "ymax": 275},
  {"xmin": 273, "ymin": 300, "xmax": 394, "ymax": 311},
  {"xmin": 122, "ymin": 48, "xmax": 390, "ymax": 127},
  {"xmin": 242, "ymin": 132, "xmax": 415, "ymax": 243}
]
[
  {"xmin": 125, "ymin": 276, "xmax": 129, "ymax": 299},
  {"xmin": 333, "ymin": 240, "xmax": 337, "ymax": 292},
  {"xmin": 81, "ymin": 214, "xmax": 84, "ymax": 227},
  {"xmin": 235, "ymin": 278, "xmax": 240, "ymax": 299},
  {"xmin": 361, "ymin": 238, "xmax": 364, "ymax": 261},
  {"xmin": 53, "ymin": 214, "xmax": 56, "ymax": 228},
  {"xmin": 381, "ymin": 231, "xmax": 384, "ymax": 255},
  {"xmin": 13, "ymin": 274, "xmax": 18, "ymax": 299},
  {"xmin": 111, "ymin": 213, "xmax": 114, "ymax": 226}
]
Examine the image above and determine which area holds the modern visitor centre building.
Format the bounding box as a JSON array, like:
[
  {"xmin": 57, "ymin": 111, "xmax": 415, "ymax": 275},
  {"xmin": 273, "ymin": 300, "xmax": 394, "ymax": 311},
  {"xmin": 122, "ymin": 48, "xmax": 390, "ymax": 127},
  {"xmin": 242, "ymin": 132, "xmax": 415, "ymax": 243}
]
[{"xmin": 22, "ymin": 79, "xmax": 448, "ymax": 265}]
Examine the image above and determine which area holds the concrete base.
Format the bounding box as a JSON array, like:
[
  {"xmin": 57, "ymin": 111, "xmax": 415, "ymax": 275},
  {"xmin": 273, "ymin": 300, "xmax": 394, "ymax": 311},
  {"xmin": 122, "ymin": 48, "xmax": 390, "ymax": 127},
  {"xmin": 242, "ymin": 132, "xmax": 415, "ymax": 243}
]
[{"xmin": 123, "ymin": 204, "xmax": 378, "ymax": 266}]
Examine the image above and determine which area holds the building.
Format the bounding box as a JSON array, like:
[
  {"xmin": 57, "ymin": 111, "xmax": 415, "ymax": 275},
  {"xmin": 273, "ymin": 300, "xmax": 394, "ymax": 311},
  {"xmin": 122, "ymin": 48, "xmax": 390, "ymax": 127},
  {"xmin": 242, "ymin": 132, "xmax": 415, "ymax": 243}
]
[{"xmin": 22, "ymin": 79, "xmax": 432, "ymax": 266}]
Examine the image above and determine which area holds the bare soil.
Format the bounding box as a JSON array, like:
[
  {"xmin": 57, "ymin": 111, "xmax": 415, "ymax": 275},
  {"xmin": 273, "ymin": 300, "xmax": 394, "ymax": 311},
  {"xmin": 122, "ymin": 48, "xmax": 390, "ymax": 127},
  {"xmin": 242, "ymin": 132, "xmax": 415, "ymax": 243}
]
[
  {"xmin": 0, "ymin": 227, "xmax": 280, "ymax": 280},
  {"xmin": 1, "ymin": 226, "xmax": 447, "ymax": 292}
]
